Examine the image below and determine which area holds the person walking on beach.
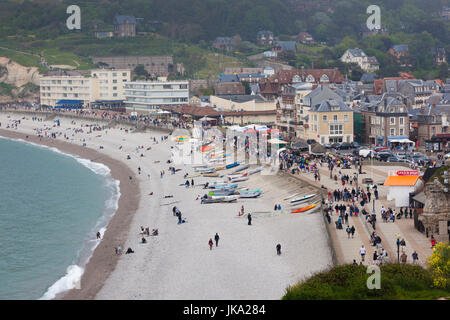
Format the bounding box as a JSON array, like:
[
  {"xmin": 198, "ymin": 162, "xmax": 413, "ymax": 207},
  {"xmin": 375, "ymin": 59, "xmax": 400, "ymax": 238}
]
[
  {"xmin": 96, "ymin": 231, "xmax": 101, "ymax": 239},
  {"xmin": 276, "ymin": 243, "xmax": 282, "ymax": 255},
  {"xmin": 214, "ymin": 233, "xmax": 220, "ymax": 247},
  {"xmin": 248, "ymin": 213, "xmax": 252, "ymax": 225},
  {"xmin": 208, "ymin": 238, "xmax": 214, "ymax": 250},
  {"xmin": 191, "ymin": 179, "xmax": 194, "ymax": 187}
]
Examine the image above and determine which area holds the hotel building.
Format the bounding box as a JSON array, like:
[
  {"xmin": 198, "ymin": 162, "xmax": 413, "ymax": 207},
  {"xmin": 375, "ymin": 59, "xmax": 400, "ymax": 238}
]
[{"xmin": 124, "ymin": 78, "xmax": 189, "ymax": 111}]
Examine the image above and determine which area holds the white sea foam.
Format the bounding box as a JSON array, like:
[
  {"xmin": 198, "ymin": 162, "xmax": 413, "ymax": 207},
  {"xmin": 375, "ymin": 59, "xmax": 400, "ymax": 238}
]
[
  {"xmin": 39, "ymin": 265, "xmax": 84, "ymax": 300},
  {"xmin": 0, "ymin": 136, "xmax": 121, "ymax": 300}
]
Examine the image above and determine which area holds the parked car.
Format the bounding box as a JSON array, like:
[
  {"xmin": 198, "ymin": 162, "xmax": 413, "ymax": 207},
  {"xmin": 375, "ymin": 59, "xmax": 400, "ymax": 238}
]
[
  {"xmin": 376, "ymin": 152, "xmax": 391, "ymax": 161},
  {"xmin": 387, "ymin": 156, "xmax": 402, "ymax": 162},
  {"xmin": 374, "ymin": 147, "xmax": 390, "ymax": 153},
  {"xmin": 322, "ymin": 143, "xmax": 332, "ymax": 149},
  {"xmin": 306, "ymin": 139, "xmax": 316, "ymax": 145},
  {"xmin": 351, "ymin": 141, "xmax": 360, "ymax": 148},
  {"xmin": 337, "ymin": 142, "xmax": 353, "ymax": 150},
  {"xmin": 444, "ymin": 152, "xmax": 450, "ymax": 159},
  {"xmin": 331, "ymin": 143, "xmax": 341, "ymax": 149}
]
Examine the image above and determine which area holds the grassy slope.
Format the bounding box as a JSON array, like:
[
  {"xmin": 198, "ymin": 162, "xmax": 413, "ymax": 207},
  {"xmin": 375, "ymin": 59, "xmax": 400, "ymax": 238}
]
[
  {"xmin": 0, "ymin": 33, "xmax": 248, "ymax": 78},
  {"xmin": 283, "ymin": 264, "xmax": 450, "ymax": 300}
]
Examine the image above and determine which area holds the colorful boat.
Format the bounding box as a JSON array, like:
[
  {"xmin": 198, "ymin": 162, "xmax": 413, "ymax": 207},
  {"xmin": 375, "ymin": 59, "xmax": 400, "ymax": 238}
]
[
  {"xmin": 291, "ymin": 204, "xmax": 316, "ymax": 214},
  {"xmin": 203, "ymin": 173, "xmax": 219, "ymax": 177},
  {"xmin": 225, "ymin": 161, "xmax": 240, "ymax": 169},
  {"xmin": 208, "ymin": 190, "xmax": 236, "ymax": 196},
  {"xmin": 290, "ymin": 194, "xmax": 315, "ymax": 204},
  {"xmin": 213, "ymin": 183, "xmax": 238, "ymax": 190},
  {"xmin": 196, "ymin": 167, "xmax": 215, "ymax": 174}
]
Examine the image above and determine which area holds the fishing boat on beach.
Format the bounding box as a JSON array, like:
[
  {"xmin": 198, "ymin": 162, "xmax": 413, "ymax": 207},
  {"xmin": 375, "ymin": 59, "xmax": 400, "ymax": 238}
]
[
  {"xmin": 225, "ymin": 161, "xmax": 240, "ymax": 169},
  {"xmin": 203, "ymin": 172, "xmax": 220, "ymax": 177},
  {"xmin": 232, "ymin": 164, "xmax": 249, "ymax": 173},
  {"xmin": 248, "ymin": 166, "xmax": 264, "ymax": 175},
  {"xmin": 201, "ymin": 195, "xmax": 238, "ymax": 204},
  {"xmin": 291, "ymin": 204, "xmax": 317, "ymax": 213},
  {"xmin": 290, "ymin": 194, "xmax": 315, "ymax": 204},
  {"xmin": 238, "ymin": 189, "xmax": 262, "ymax": 198},
  {"xmin": 230, "ymin": 175, "xmax": 249, "ymax": 183}
]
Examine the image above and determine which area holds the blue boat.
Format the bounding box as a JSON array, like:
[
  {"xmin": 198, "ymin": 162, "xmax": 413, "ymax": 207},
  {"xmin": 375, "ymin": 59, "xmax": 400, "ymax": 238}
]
[
  {"xmin": 225, "ymin": 161, "xmax": 240, "ymax": 169},
  {"xmin": 213, "ymin": 183, "xmax": 238, "ymax": 190}
]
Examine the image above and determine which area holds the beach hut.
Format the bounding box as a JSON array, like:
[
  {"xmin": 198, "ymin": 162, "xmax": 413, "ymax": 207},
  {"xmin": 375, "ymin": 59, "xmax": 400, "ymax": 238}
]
[{"xmin": 384, "ymin": 174, "xmax": 424, "ymax": 207}]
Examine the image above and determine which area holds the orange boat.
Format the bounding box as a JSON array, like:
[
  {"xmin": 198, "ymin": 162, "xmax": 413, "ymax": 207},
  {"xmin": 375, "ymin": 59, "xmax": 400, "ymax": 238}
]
[{"xmin": 291, "ymin": 204, "xmax": 316, "ymax": 214}]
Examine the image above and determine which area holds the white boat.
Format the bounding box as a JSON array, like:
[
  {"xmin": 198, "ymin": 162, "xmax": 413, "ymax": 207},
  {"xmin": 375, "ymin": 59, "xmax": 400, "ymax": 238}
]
[
  {"xmin": 248, "ymin": 166, "xmax": 264, "ymax": 175},
  {"xmin": 232, "ymin": 164, "xmax": 249, "ymax": 173},
  {"xmin": 283, "ymin": 193, "xmax": 298, "ymax": 200},
  {"xmin": 290, "ymin": 194, "xmax": 316, "ymax": 204},
  {"xmin": 230, "ymin": 176, "xmax": 249, "ymax": 183}
]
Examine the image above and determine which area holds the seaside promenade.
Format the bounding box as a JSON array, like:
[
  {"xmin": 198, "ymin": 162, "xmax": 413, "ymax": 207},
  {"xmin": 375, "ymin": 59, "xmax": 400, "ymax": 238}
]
[{"xmin": 286, "ymin": 162, "xmax": 433, "ymax": 267}]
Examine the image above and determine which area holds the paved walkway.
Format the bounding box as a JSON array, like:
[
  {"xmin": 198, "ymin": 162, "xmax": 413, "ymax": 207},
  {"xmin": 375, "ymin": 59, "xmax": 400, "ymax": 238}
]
[{"xmin": 287, "ymin": 162, "xmax": 433, "ymax": 267}]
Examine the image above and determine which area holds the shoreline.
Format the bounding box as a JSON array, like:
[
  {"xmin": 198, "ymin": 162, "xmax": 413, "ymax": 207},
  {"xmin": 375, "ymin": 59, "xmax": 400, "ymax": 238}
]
[{"xmin": 0, "ymin": 128, "xmax": 140, "ymax": 300}]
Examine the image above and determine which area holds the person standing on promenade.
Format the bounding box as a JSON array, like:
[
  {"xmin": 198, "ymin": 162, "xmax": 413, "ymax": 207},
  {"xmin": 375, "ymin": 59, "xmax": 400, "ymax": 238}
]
[
  {"xmin": 214, "ymin": 233, "xmax": 220, "ymax": 247},
  {"xmin": 431, "ymin": 235, "xmax": 436, "ymax": 249},
  {"xmin": 248, "ymin": 213, "xmax": 252, "ymax": 225},
  {"xmin": 360, "ymin": 245, "xmax": 366, "ymax": 262},
  {"xmin": 208, "ymin": 238, "xmax": 214, "ymax": 250},
  {"xmin": 276, "ymin": 244, "xmax": 282, "ymax": 255},
  {"xmin": 412, "ymin": 251, "xmax": 419, "ymax": 264},
  {"xmin": 350, "ymin": 226, "xmax": 355, "ymax": 238}
]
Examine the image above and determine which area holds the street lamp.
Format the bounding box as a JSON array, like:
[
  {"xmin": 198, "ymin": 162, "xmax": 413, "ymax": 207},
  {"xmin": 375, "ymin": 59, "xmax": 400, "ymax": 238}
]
[{"xmin": 396, "ymin": 236, "xmax": 401, "ymax": 263}]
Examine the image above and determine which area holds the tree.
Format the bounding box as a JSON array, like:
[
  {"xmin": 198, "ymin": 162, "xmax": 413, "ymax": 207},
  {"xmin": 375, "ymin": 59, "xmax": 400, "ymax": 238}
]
[
  {"xmin": 134, "ymin": 65, "xmax": 149, "ymax": 79},
  {"xmin": 427, "ymin": 242, "xmax": 450, "ymax": 289},
  {"xmin": 438, "ymin": 62, "xmax": 449, "ymax": 81}
]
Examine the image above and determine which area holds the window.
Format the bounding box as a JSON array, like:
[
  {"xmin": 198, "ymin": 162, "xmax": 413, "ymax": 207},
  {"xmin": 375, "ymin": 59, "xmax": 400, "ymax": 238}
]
[
  {"xmin": 321, "ymin": 137, "xmax": 325, "ymax": 144},
  {"xmin": 399, "ymin": 128, "xmax": 404, "ymax": 135},
  {"xmin": 323, "ymin": 115, "xmax": 327, "ymax": 121},
  {"xmin": 122, "ymin": 72, "xmax": 127, "ymax": 77},
  {"xmin": 180, "ymin": 84, "xmax": 188, "ymax": 89},
  {"xmin": 163, "ymin": 85, "xmax": 172, "ymax": 89},
  {"xmin": 432, "ymin": 127, "xmax": 436, "ymax": 135},
  {"xmin": 390, "ymin": 117, "xmax": 395, "ymax": 125},
  {"xmin": 344, "ymin": 115, "xmax": 348, "ymax": 121},
  {"xmin": 399, "ymin": 117, "xmax": 404, "ymax": 125},
  {"xmin": 333, "ymin": 115, "xmax": 338, "ymax": 121},
  {"xmin": 113, "ymin": 80, "xmax": 117, "ymax": 83},
  {"xmin": 314, "ymin": 115, "xmax": 317, "ymax": 122},
  {"xmin": 112, "ymin": 73, "xmax": 117, "ymax": 77},
  {"xmin": 330, "ymin": 124, "xmax": 343, "ymax": 135},
  {"xmin": 314, "ymin": 125, "xmax": 318, "ymax": 132},
  {"xmin": 390, "ymin": 128, "xmax": 395, "ymax": 135}
]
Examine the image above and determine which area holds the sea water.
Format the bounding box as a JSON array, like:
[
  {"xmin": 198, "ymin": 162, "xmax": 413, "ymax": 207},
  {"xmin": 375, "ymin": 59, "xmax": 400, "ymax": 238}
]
[{"xmin": 0, "ymin": 137, "xmax": 120, "ymax": 299}]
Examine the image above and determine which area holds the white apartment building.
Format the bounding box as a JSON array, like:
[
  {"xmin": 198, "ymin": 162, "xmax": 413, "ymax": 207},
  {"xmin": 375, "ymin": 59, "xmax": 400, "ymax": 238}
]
[
  {"xmin": 124, "ymin": 78, "xmax": 189, "ymax": 111},
  {"xmin": 40, "ymin": 69, "xmax": 131, "ymax": 107},
  {"xmin": 40, "ymin": 74, "xmax": 95, "ymax": 107},
  {"xmin": 91, "ymin": 69, "xmax": 131, "ymax": 100}
]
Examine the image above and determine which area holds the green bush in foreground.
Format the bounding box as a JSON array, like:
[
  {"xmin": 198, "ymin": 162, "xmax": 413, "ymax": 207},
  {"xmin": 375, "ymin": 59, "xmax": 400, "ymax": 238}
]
[{"xmin": 283, "ymin": 264, "xmax": 450, "ymax": 300}]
